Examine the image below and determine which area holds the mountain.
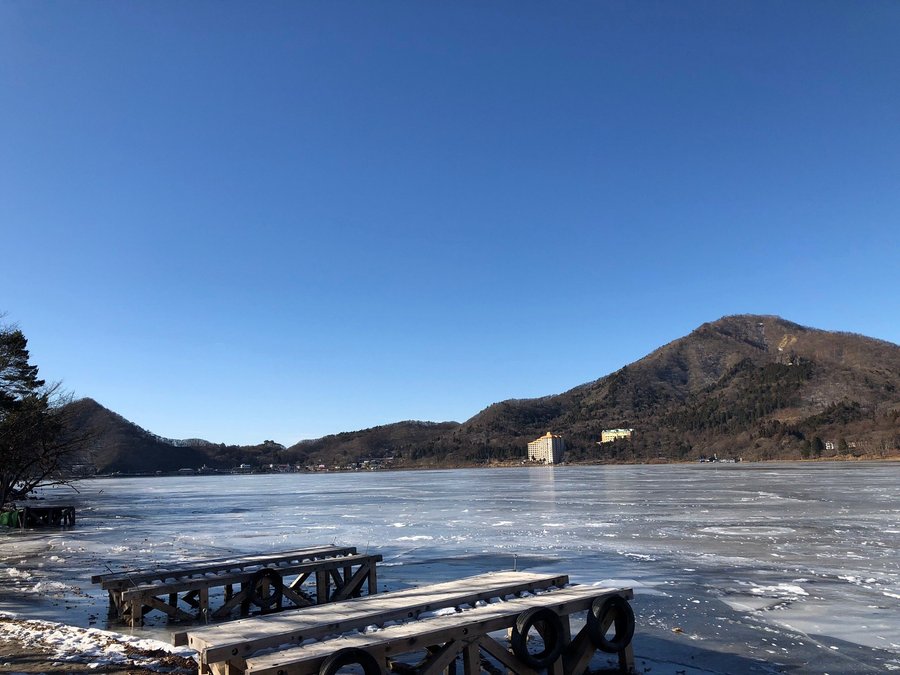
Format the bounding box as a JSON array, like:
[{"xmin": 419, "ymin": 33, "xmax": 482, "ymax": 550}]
[
  {"xmin": 284, "ymin": 315, "xmax": 900, "ymax": 465},
  {"xmin": 65, "ymin": 399, "xmax": 294, "ymax": 473},
  {"xmin": 440, "ymin": 315, "xmax": 900, "ymax": 462},
  {"xmin": 62, "ymin": 398, "xmax": 217, "ymax": 473},
  {"xmin": 66, "ymin": 315, "xmax": 900, "ymax": 472},
  {"xmin": 290, "ymin": 421, "xmax": 461, "ymax": 467}
]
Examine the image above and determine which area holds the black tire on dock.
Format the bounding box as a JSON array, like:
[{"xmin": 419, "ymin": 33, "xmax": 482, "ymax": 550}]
[
  {"xmin": 318, "ymin": 647, "xmax": 382, "ymax": 675},
  {"xmin": 587, "ymin": 595, "xmax": 635, "ymax": 653},
  {"xmin": 248, "ymin": 568, "xmax": 284, "ymax": 613},
  {"xmin": 510, "ymin": 606, "xmax": 565, "ymax": 669}
]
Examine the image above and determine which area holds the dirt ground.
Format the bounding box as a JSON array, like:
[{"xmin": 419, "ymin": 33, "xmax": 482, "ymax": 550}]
[{"xmin": 0, "ymin": 617, "xmax": 198, "ymax": 675}]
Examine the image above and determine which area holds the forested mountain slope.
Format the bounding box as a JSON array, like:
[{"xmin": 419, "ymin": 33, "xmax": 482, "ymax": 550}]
[
  {"xmin": 67, "ymin": 399, "xmax": 297, "ymax": 473},
  {"xmin": 68, "ymin": 315, "xmax": 900, "ymax": 472},
  {"xmin": 424, "ymin": 315, "xmax": 900, "ymax": 463}
]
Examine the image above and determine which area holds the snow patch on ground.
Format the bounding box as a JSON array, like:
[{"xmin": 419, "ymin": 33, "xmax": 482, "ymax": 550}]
[
  {"xmin": 0, "ymin": 613, "xmax": 196, "ymax": 672},
  {"xmin": 31, "ymin": 580, "xmax": 70, "ymax": 594}
]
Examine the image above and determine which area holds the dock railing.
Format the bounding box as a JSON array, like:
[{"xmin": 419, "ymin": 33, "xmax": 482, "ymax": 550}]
[{"xmin": 93, "ymin": 546, "xmax": 377, "ymax": 626}]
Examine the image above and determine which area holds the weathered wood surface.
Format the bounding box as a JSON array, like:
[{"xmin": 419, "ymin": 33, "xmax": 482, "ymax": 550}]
[
  {"xmin": 242, "ymin": 585, "xmax": 634, "ymax": 675},
  {"xmin": 178, "ymin": 571, "xmax": 570, "ymax": 671},
  {"xmin": 93, "ymin": 546, "xmax": 356, "ymax": 587},
  {"xmin": 120, "ymin": 553, "xmax": 381, "ymax": 626},
  {"xmin": 122, "ymin": 554, "xmax": 378, "ymax": 599},
  {"xmin": 94, "ymin": 546, "xmax": 374, "ymax": 626}
]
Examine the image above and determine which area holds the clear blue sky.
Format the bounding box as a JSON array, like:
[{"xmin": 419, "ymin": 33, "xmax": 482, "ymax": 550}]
[{"xmin": 2, "ymin": 2, "xmax": 898, "ymax": 446}]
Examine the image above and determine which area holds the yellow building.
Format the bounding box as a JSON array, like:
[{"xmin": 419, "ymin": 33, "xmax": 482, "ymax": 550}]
[
  {"xmin": 527, "ymin": 432, "xmax": 565, "ymax": 464},
  {"xmin": 600, "ymin": 428, "xmax": 634, "ymax": 443}
]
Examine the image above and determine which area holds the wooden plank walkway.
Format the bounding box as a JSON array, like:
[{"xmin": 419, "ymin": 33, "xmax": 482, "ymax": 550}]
[
  {"xmin": 177, "ymin": 571, "xmax": 570, "ymax": 674},
  {"xmin": 93, "ymin": 546, "xmax": 356, "ymax": 587},
  {"xmin": 242, "ymin": 585, "xmax": 634, "ymax": 675},
  {"xmin": 122, "ymin": 553, "xmax": 381, "ymax": 625},
  {"xmin": 94, "ymin": 546, "xmax": 373, "ymax": 626}
]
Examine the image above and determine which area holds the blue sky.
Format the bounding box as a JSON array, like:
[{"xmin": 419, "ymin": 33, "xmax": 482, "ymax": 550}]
[{"xmin": 2, "ymin": 2, "xmax": 898, "ymax": 445}]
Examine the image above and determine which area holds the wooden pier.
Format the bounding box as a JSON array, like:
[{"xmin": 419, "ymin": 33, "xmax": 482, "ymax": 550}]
[
  {"xmin": 176, "ymin": 571, "xmax": 635, "ymax": 675},
  {"xmin": 93, "ymin": 546, "xmax": 380, "ymax": 627},
  {"xmin": 0, "ymin": 505, "xmax": 75, "ymax": 528}
]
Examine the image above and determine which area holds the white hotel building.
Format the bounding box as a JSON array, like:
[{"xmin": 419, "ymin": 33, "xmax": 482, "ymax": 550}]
[{"xmin": 527, "ymin": 432, "xmax": 565, "ymax": 464}]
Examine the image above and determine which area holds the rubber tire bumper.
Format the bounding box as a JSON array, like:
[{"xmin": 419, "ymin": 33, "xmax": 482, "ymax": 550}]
[
  {"xmin": 248, "ymin": 568, "xmax": 284, "ymax": 613},
  {"xmin": 318, "ymin": 647, "xmax": 382, "ymax": 675},
  {"xmin": 510, "ymin": 606, "xmax": 565, "ymax": 669},
  {"xmin": 587, "ymin": 595, "xmax": 635, "ymax": 653}
]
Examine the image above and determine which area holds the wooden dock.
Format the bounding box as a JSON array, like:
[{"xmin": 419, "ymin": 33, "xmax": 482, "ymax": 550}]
[
  {"xmin": 93, "ymin": 546, "xmax": 380, "ymax": 626},
  {"xmin": 0, "ymin": 505, "xmax": 75, "ymax": 528},
  {"xmin": 176, "ymin": 571, "xmax": 635, "ymax": 675}
]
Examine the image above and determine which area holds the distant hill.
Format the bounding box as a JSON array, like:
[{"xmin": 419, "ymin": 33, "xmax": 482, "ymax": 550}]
[
  {"xmin": 65, "ymin": 315, "xmax": 900, "ymax": 473},
  {"xmin": 65, "ymin": 399, "xmax": 294, "ymax": 473},
  {"xmin": 63, "ymin": 398, "xmax": 217, "ymax": 473},
  {"xmin": 290, "ymin": 421, "xmax": 461, "ymax": 467}
]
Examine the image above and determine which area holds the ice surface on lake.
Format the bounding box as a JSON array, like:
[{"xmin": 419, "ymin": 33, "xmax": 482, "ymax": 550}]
[{"xmin": 1, "ymin": 462, "xmax": 899, "ymax": 672}]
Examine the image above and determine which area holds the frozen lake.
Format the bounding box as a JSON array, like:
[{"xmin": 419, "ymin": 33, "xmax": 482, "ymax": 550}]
[{"xmin": 2, "ymin": 462, "xmax": 899, "ymax": 673}]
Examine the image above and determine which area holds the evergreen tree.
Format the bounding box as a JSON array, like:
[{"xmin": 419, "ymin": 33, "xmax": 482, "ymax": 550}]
[
  {"xmin": 0, "ymin": 322, "xmax": 86, "ymax": 508},
  {"xmin": 812, "ymin": 436, "xmax": 825, "ymax": 458}
]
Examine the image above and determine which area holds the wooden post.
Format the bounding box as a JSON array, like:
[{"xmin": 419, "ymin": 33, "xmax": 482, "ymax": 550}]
[
  {"xmin": 462, "ymin": 640, "xmax": 481, "ymax": 675},
  {"xmin": 316, "ymin": 570, "xmax": 328, "ymax": 604},
  {"xmin": 240, "ymin": 580, "xmax": 250, "ymax": 617},
  {"xmin": 619, "ymin": 642, "xmax": 635, "ymax": 673},
  {"xmin": 368, "ymin": 560, "xmax": 378, "ymax": 596},
  {"xmin": 129, "ymin": 597, "xmax": 143, "ymax": 628},
  {"xmin": 200, "ymin": 586, "xmax": 210, "ymax": 621},
  {"xmin": 329, "ymin": 569, "xmax": 343, "ymax": 597},
  {"xmin": 548, "ymin": 656, "xmax": 564, "ymax": 675}
]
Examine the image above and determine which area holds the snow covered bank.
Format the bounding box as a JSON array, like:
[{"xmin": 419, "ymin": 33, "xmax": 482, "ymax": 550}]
[{"xmin": 0, "ymin": 613, "xmax": 196, "ymax": 673}]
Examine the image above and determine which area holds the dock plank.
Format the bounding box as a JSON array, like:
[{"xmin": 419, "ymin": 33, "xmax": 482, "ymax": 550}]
[
  {"xmin": 243, "ymin": 585, "xmax": 631, "ymax": 675},
  {"xmin": 94, "ymin": 546, "xmax": 356, "ymax": 587},
  {"xmin": 181, "ymin": 571, "xmax": 569, "ymax": 665},
  {"xmin": 122, "ymin": 554, "xmax": 380, "ymax": 599}
]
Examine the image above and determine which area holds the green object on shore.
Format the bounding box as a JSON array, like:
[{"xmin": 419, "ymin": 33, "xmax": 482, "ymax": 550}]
[{"xmin": 0, "ymin": 510, "xmax": 20, "ymax": 528}]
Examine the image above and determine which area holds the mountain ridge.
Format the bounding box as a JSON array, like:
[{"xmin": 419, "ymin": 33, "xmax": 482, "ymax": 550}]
[{"xmin": 65, "ymin": 315, "xmax": 900, "ymax": 472}]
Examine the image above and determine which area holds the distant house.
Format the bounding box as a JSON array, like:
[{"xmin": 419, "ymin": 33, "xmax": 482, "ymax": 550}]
[
  {"xmin": 527, "ymin": 432, "xmax": 565, "ymax": 464},
  {"xmin": 600, "ymin": 428, "xmax": 634, "ymax": 443}
]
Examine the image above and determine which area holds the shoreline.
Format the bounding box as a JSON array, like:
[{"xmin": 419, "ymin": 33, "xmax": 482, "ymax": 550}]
[{"xmin": 73, "ymin": 454, "xmax": 900, "ymax": 481}]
